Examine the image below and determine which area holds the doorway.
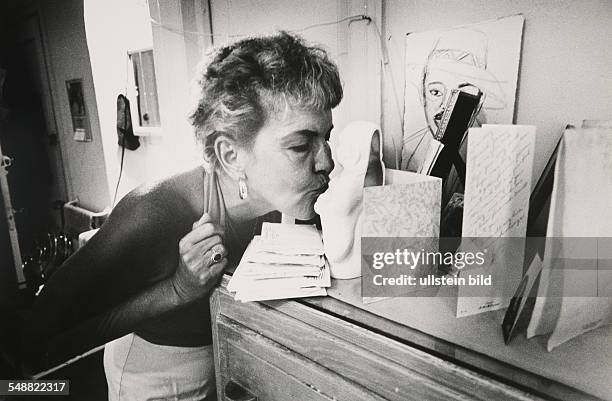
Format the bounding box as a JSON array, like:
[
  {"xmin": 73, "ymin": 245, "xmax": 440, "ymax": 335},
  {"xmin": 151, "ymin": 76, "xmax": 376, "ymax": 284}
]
[{"xmin": 0, "ymin": 6, "xmax": 68, "ymax": 295}]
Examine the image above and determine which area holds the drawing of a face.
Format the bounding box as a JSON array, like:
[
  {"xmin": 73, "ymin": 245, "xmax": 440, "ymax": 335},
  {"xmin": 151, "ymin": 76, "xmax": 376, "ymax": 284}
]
[
  {"xmin": 400, "ymin": 21, "xmax": 519, "ymax": 174},
  {"xmin": 423, "ymin": 68, "xmax": 481, "ymax": 135}
]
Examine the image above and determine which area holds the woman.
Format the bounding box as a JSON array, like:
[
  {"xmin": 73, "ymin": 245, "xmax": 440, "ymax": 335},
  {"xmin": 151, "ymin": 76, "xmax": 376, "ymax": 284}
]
[{"xmin": 22, "ymin": 31, "xmax": 342, "ymax": 400}]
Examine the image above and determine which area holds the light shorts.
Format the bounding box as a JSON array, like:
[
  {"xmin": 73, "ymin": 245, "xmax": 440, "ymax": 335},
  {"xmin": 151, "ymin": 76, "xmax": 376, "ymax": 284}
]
[{"xmin": 103, "ymin": 333, "xmax": 216, "ymax": 401}]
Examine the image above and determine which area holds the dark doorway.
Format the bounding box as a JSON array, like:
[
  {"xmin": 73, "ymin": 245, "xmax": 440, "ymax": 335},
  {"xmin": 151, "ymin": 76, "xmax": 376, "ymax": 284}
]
[{"xmin": 0, "ymin": 6, "xmax": 67, "ymax": 295}]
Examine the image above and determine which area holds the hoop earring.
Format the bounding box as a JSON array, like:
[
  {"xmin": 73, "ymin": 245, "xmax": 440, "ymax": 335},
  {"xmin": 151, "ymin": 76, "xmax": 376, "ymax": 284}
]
[{"xmin": 238, "ymin": 177, "xmax": 248, "ymax": 200}]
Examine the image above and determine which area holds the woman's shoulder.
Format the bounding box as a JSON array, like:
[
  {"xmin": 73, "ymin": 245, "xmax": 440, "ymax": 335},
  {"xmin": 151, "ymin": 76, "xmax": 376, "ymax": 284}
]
[
  {"xmin": 103, "ymin": 168, "xmax": 203, "ymax": 235},
  {"xmin": 115, "ymin": 166, "xmax": 205, "ymax": 226}
]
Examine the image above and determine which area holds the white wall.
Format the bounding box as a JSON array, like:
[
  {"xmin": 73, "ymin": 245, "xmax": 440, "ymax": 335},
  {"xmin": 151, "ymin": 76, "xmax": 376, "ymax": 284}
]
[
  {"xmin": 382, "ymin": 0, "xmax": 612, "ymax": 183},
  {"xmin": 39, "ymin": 0, "xmax": 110, "ymax": 211},
  {"xmin": 85, "ymin": 0, "xmax": 203, "ymax": 205}
]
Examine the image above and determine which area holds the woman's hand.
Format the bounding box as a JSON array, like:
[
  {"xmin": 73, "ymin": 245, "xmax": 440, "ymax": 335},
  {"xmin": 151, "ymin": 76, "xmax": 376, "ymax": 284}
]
[{"xmin": 171, "ymin": 212, "xmax": 228, "ymax": 304}]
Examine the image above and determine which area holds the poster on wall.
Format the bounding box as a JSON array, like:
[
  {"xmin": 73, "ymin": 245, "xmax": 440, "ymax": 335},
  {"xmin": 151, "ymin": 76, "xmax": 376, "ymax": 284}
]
[
  {"xmin": 65, "ymin": 78, "xmax": 92, "ymax": 142},
  {"xmin": 400, "ymin": 14, "xmax": 524, "ymax": 175}
]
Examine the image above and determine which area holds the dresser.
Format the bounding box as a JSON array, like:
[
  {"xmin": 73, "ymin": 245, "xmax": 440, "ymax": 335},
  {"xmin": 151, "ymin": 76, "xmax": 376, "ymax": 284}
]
[{"xmin": 211, "ymin": 275, "xmax": 610, "ymax": 401}]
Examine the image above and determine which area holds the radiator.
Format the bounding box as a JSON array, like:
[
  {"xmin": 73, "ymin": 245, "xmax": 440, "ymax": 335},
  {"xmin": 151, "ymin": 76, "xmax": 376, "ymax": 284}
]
[{"xmin": 63, "ymin": 200, "xmax": 109, "ymax": 240}]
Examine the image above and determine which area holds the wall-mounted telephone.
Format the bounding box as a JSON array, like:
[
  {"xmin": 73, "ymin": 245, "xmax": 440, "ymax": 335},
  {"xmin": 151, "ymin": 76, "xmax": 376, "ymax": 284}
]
[{"xmin": 116, "ymin": 94, "xmax": 140, "ymax": 150}]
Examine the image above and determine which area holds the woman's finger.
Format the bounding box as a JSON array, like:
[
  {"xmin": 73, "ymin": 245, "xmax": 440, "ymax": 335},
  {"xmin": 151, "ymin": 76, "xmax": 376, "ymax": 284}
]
[
  {"xmin": 192, "ymin": 212, "xmax": 211, "ymax": 230},
  {"xmin": 187, "ymin": 242, "xmax": 227, "ymax": 271},
  {"xmin": 199, "ymin": 257, "xmax": 229, "ymax": 282},
  {"xmin": 181, "ymin": 235, "xmax": 224, "ymax": 265},
  {"xmin": 202, "ymin": 243, "xmax": 228, "ymax": 266},
  {"xmin": 180, "ymin": 222, "xmax": 224, "ymax": 250},
  {"xmin": 196, "ymin": 234, "xmax": 224, "ymax": 253}
]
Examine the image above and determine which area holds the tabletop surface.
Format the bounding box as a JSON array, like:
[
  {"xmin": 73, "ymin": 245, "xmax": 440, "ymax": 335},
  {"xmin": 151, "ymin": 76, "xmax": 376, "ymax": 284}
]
[{"xmin": 298, "ymin": 278, "xmax": 612, "ymax": 400}]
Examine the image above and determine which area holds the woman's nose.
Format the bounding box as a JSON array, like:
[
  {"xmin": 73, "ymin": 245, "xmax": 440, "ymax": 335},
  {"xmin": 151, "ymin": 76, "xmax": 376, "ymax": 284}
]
[{"xmin": 314, "ymin": 140, "xmax": 334, "ymax": 175}]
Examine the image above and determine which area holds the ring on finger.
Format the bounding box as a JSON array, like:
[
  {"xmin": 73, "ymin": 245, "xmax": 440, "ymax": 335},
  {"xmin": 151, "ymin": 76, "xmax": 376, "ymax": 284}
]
[{"xmin": 209, "ymin": 244, "xmax": 225, "ymax": 264}]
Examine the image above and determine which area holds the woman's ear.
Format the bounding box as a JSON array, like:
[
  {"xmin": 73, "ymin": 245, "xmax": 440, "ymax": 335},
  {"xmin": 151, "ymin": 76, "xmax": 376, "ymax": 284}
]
[{"xmin": 214, "ymin": 134, "xmax": 247, "ymax": 179}]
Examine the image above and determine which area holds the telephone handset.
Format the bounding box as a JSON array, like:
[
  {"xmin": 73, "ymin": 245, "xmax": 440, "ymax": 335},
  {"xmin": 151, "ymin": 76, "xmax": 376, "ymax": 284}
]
[{"xmin": 116, "ymin": 94, "xmax": 140, "ymax": 150}]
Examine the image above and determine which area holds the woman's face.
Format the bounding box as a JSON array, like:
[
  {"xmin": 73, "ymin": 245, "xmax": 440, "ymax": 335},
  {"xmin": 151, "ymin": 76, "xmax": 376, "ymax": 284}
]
[{"xmin": 243, "ymin": 107, "xmax": 334, "ymax": 220}]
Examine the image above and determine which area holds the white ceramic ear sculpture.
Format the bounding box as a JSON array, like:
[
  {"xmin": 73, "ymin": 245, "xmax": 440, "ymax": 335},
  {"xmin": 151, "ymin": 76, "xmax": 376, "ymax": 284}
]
[{"xmin": 314, "ymin": 121, "xmax": 385, "ymax": 279}]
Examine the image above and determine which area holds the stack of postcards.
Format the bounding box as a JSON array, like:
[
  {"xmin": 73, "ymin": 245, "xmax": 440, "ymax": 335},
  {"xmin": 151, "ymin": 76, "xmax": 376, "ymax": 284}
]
[{"xmin": 228, "ymin": 222, "xmax": 331, "ymax": 302}]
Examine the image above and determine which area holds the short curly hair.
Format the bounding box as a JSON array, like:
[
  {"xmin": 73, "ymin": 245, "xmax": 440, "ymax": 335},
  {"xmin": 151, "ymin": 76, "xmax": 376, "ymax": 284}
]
[{"xmin": 189, "ymin": 31, "xmax": 343, "ymax": 169}]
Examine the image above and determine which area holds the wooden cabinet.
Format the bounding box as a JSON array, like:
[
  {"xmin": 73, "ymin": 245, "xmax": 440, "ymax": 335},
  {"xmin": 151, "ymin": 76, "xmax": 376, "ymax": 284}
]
[{"xmin": 211, "ymin": 276, "xmax": 552, "ymax": 401}]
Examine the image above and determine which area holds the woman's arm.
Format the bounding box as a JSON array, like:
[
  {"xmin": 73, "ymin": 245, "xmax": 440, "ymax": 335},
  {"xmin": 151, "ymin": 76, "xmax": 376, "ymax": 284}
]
[
  {"xmin": 21, "ymin": 189, "xmax": 227, "ymax": 372},
  {"xmin": 32, "ymin": 256, "xmax": 226, "ymax": 371}
]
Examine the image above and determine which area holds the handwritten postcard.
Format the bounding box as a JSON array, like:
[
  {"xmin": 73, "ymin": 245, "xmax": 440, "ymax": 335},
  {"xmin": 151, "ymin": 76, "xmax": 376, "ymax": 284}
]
[
  {"xmin": 362, "ymin": 169, "xmax": 441, "ymax": 303},
  {"xmin": 362, "ymin": 169, "xmax": 441, "ymax": 238},
  {"xmin": 243, "ymin": 236, "xmax": 324, "ymax": 267},
  {"xmin": 260, "ymin": 222, "xmax": 324, "ymax": 255},
  {"xmin": 457, "ymin": 125, "xmax": 536, "ymax": 317}
]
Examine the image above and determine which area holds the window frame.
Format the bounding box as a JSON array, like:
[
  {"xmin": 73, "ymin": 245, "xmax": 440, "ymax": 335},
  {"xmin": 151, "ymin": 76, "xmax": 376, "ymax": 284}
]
[{"xmin": 127, "ymin": 47, "xmax": 162, "ymax": 136}]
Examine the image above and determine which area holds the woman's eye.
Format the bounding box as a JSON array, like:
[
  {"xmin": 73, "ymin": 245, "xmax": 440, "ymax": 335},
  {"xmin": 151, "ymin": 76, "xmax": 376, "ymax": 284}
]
[
  {"xmin": 429, "ymin": 89, "xmax": 442, "ymax": 97},
  {"xmin": 290, "ymin": 143, "xmax": 310, "ymax": 153}
]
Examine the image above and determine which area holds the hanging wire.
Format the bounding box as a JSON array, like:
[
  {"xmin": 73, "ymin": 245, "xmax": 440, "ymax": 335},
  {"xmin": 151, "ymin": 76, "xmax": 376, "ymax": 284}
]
[
  {"xmin": 150, "ymin": 14, "xmax": 373, "ymax": 39},
  {"xmin": 366, "ymin": 18, "xmax": 404, "ymax": 169},
  {"xmin": 293, "ymin": 14, "xmax": 372, "ymax": 33},
  {"xmin": 112, "ymin": 52, "xmax": 133, "ymax": 207}
]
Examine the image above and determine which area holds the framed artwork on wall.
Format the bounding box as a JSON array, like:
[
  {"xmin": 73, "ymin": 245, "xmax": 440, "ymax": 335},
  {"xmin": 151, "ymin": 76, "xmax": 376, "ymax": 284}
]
[{"xmin": 65, "ymin": 78, "xmax": 92, "ymax": 142}]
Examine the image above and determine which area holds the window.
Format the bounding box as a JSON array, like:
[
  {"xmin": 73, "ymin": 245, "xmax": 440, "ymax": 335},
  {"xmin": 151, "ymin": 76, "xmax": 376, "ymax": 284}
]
[{"xmin": 128, "ymin": 49, "xmax": 161, "ymax": 134}]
